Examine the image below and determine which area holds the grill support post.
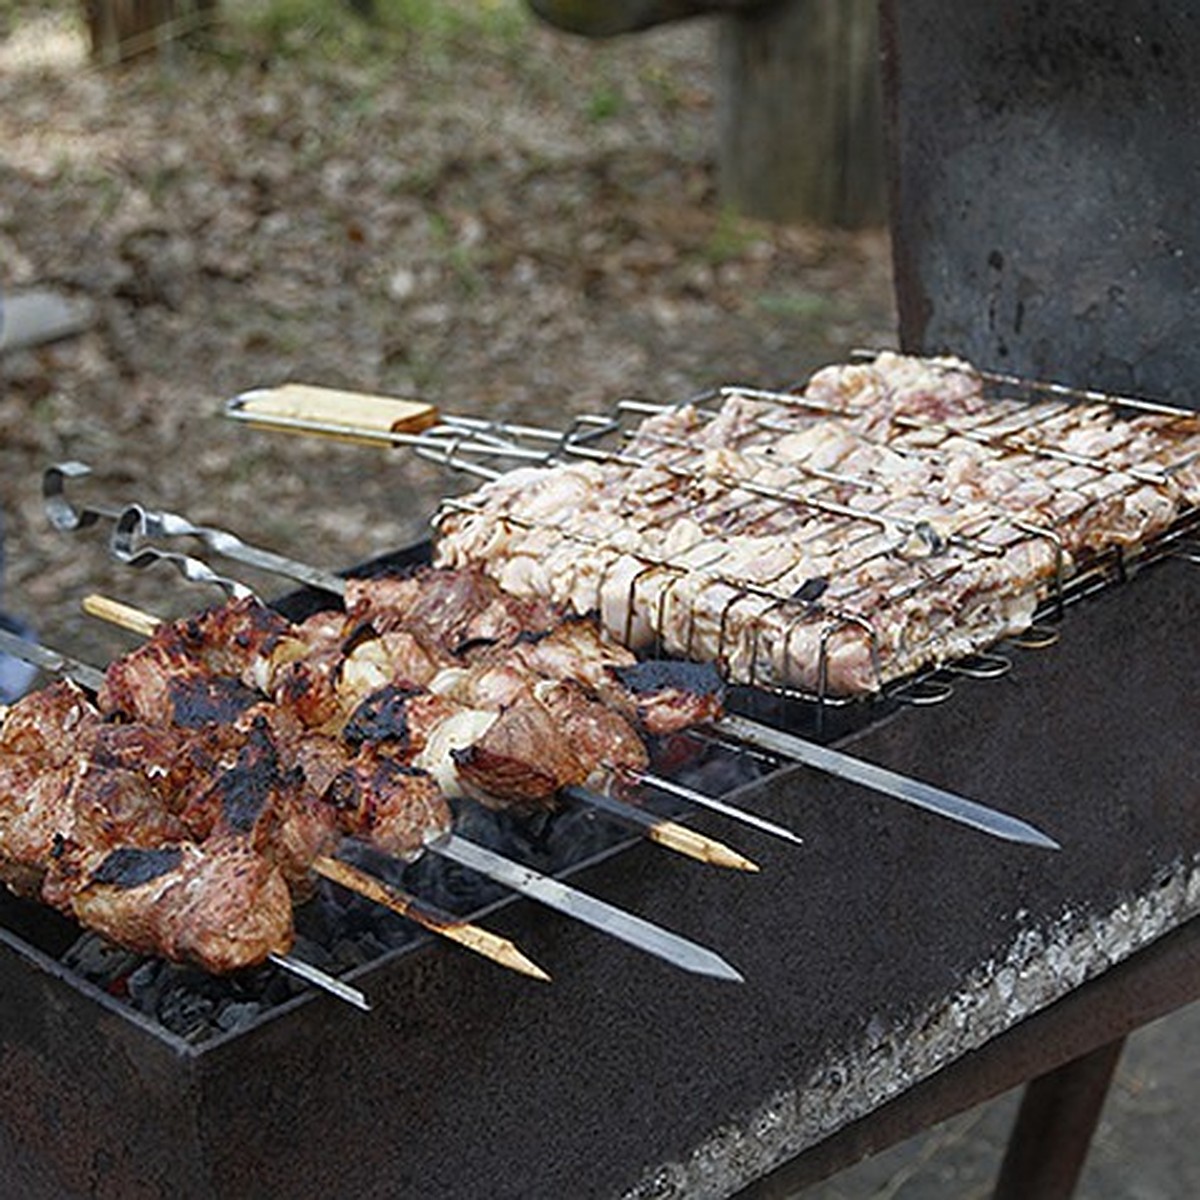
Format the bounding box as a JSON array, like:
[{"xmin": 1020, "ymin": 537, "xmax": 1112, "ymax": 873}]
[
  {"xmin": 877, "ymin": 9, "xmax": 1200, "ymax": 1194},
  {"xmin": 993, "ymin": 1037, "xmax": 1127, "ymax": 1200}
]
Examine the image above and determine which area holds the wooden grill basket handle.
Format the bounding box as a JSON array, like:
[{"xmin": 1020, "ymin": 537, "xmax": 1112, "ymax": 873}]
[{"xmin": 226, "ymin": 384, "xmax": 439, "ymax": 447}]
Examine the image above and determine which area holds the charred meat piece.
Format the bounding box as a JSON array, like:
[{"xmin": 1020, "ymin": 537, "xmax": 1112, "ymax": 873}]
[
  {"xmin": 529, "ymin": 678, "xmax": 649, "ymax": 783},
  {"xmin": 611, "ymin": 660, "xmax": 726, "ymax": 736},
  {"xmin": 66, "ymin": 837, "xmax": 294, "ymax": 975},
  {"xmin": 0, "ymin": 750, "xmax": 188, "ymax": 901},
  {"xmin": 179, "ymin": 714, "xmax": 337, "ymax": 891},
  {"xmin": 446, "ymin": 696, "xmax": 589, "ymax": 810},
  {"xmin": 159, "ymin": 596, "xmax": 292, "ymax": 682},
  {"xmin": 0, "ymin": 756, "xmax": 80, "ymax": 896},
  {"xmin": 99, "ymin": 641, "xmax": 261, "ymax": 728},
  {"xmin": 271, "ymin": 624, "xmax": 448, "ymax": 733},
  {"xmin": 326, "ymin": 750, "xmax": 450, "ymax": 859},
  {"xmin": 427, "ymin": 661, "xmax": 649, "ymax": 783},
  {"xmin": 497, "ymin": 619, "xmax": 726, "ymax": 735}
]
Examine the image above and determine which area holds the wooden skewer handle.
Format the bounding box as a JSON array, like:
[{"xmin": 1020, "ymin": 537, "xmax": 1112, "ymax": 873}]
[
  {"xmin": 82, "ymin": 594, "xmax": 162, "ymax": 639},
  {"xmin": 228, "ymin": 383, "xmax": 439, "ymax": 446}
]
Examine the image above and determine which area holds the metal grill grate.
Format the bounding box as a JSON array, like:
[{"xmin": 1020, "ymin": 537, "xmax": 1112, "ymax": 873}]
[{"xmin": 418, "ymin": 356, "xmax": 1200, "ymax": 704}]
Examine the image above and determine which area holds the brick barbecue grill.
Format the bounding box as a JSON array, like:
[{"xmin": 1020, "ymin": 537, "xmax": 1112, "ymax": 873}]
[{"xmin": 1, "ymin": 3, "xmax": 1200, "ymax": 1198}]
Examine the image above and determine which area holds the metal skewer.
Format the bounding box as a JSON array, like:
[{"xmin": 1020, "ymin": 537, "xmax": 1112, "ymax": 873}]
[
  {"xmin": 428, "ymin": 832, "xmax": 743, "ymax": 983},
  {"xmin": 623, "ymin": 769, "xmax": 805, "ymax": 848},
  {"xmin": 561, "ymin": 786, "xmax": 759, "ymax": 871},
  {"xmin": 267, "ymin": 953, "xmax": 371, "ymax": 1011},
  {"xmin": 715, "ymin": 712, "xmax": 1061, "ymax": 851}
]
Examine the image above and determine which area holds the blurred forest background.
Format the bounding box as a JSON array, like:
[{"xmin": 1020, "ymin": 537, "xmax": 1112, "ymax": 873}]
[{"xmin": 0, "ymin": 0, "xmax": 894, "ymax": 676}]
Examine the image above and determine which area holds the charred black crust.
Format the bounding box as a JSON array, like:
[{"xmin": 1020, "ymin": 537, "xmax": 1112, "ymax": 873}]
[
  {"xmin": 613, "ymin": 659, "xmax": 725, "ymax": 699},
  {"xmin": 342, "ymin": 684, "xmax": 421, "ymax": 748},
  {"xmin": 212, "ymin": 719, "xmax": 289, "ymax": 833},
  {"xmin": 92, "ymin": 846, "xmax": 183, "ymax": 888},
  {"xmin": 791, "ymin": 576, "xmax": 830, "ymax": 604},
  {"xmin": 511, "ymin": 628, "xmax": 551, "ymax": 647},
  {"xmin": 454, "ymin": 635, "xmax": 501, "ymax": 656},
  {"xmin": 167, "ymin": 674, "xmax": 260, "ymax": 729}
]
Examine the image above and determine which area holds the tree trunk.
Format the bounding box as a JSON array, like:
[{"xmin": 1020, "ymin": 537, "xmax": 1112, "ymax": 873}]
[
  {"xmin": 83, "ymin": 0, "xmax": 218, "ymax": 64},
  {"xmin": 717, "ymin": 0, "xmax": 885, "ymax": 228}
]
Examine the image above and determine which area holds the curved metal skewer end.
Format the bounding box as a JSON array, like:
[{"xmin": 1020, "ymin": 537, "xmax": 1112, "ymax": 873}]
[
  {"xmin": 43, "ymin": 461, "xmax": 123, "ymax": 533},
  {"xmin": 111, "ymin": 505, "xmax": 256, "ymax": 601}
]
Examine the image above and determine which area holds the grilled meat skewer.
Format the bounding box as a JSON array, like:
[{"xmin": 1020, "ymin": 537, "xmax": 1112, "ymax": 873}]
[
  {"xmin": 89, "ymin": 593, "xmax": 760, "ymax": 869},
  {"xmin": 43, "ymin": 615, "xmax": 743, "ymax": 980},
  {"xmin": 0, "ymin": 682, "xmax": 544, "ymax": 982}
]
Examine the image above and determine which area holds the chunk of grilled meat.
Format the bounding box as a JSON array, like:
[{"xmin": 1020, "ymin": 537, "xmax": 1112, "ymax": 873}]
[
  {"xmin": 0, "ymin": 680, "xmax": 101, "ymax": 764},
  {"xmin": 62, "ymin": 837, "xmax": 294, "ymax": 975},
  {"xmin": 270, "ymin": 623, "xmax": 448, "ymax": 733},
  {"xmin": 325, "ymin": 749, "xmax": 451, "ymax": 859},
  {"xmin": 481, "ymin": 619, "xmax": 725, "ymax": 736},
  {"xmin": 427, "ymin": 661, "xmax": 650, "ymax": 781},
  {"xmin": 344, "ymin": 567, "xmax": 561, "ymax": 656},
  {"xmin": 0, "ymin": 749, "xmax": 189, "ymax": 900},
  {"xmin": 99, "ymin": 640, "xmax": 262, "ymax": 728},
  {"xmin": 341, "ymin": 671, "xmax": 648, "ymax": 811}
]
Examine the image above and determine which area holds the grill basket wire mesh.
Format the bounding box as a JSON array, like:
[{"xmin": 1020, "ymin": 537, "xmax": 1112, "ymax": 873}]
[{"xmin": 413, "ymin": 358, "xmax": 1200, "ymax": 707}]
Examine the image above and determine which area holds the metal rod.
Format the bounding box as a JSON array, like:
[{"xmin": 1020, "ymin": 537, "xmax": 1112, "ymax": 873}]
[
  {"xmin": 114, "ymin": 503, "xmax": 345, "ymax": 598},
  {"xmin": 716, "ymin": 712, "xmax": 1060, "ymax": 851},
  {"xmin": 0, "ymin": 625, "xmax": 106, "ymax": 692},
  {"xmin": 627, "ymin": 770, "xmax": 806, "ymax": 847},
  {"xmin": 427, "ymin": 832, "xmax": 744, "ymax": 983},
  {"xmin": 562, "ymin": 786, "xmax": 760, "ymax": 872},
  {"xmin": 267, "ymin": 952, "xmax": 371, "ymax": 1011}
]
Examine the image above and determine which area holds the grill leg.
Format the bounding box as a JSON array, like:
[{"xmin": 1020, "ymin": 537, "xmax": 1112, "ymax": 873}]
[{"xmin": 992, "ymin": 1036, "xmax": 1126, "ymax": 1200}]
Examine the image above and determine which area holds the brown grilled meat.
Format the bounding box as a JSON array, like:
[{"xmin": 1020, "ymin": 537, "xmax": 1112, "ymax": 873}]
[
  {"xmin": 99, "ymin": 640, "xmax": 262, "ymax": 729},
  {"xmin": 492, "ymin": 619, "xmax": 725, "ymax": 735},
  {"xmin": 345, "ymin": 567, "xmax": 560, "ymax": 655},
  {"xmin": 325, "ymin": 749, "xmax": 450, "ymax": 859},
  {"xmin": 66, "ymin": 837, "xmax": 294, "ymax": 975},
  {"xmin": 0, "ymin": 680, "xmax": 101, "ymax": 764},
  {"xmin": 0, "ymin": 749, "xmax": 189, "ymax": 902}
]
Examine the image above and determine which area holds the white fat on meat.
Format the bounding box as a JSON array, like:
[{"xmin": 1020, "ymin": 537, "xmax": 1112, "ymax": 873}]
[
  {"xmin": 339, "ymin": 641, "xmax": 395, "ymax": 701},
  {"xmin": 413, "ymin": 708, "xmax": 499, "ymax": 799}
]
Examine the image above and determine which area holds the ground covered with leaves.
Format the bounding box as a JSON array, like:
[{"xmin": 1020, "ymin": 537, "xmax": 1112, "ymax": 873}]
[{"xmin": 0, "ymin": 0, "xmax": 894, "ymax": 664}]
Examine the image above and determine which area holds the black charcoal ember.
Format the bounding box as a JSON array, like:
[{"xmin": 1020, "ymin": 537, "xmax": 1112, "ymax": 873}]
[
  {"xmin": 215, "ymin": 1001, "xmax": 262, "ymax": 1034},
  {"xmin": 126, "ymin": 960, "xmax": 168, "ymax": 1010},
  {"xmin": 290, "ymin": 933, "xmax": 338, "ymax": 974},
  {"xmin": 61, "ymin": 933, "xmax": 140, "ymax": 986},
  {"xmin": 159, "ymin": 989, "xmax": 217, "ymax": 1042}
]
